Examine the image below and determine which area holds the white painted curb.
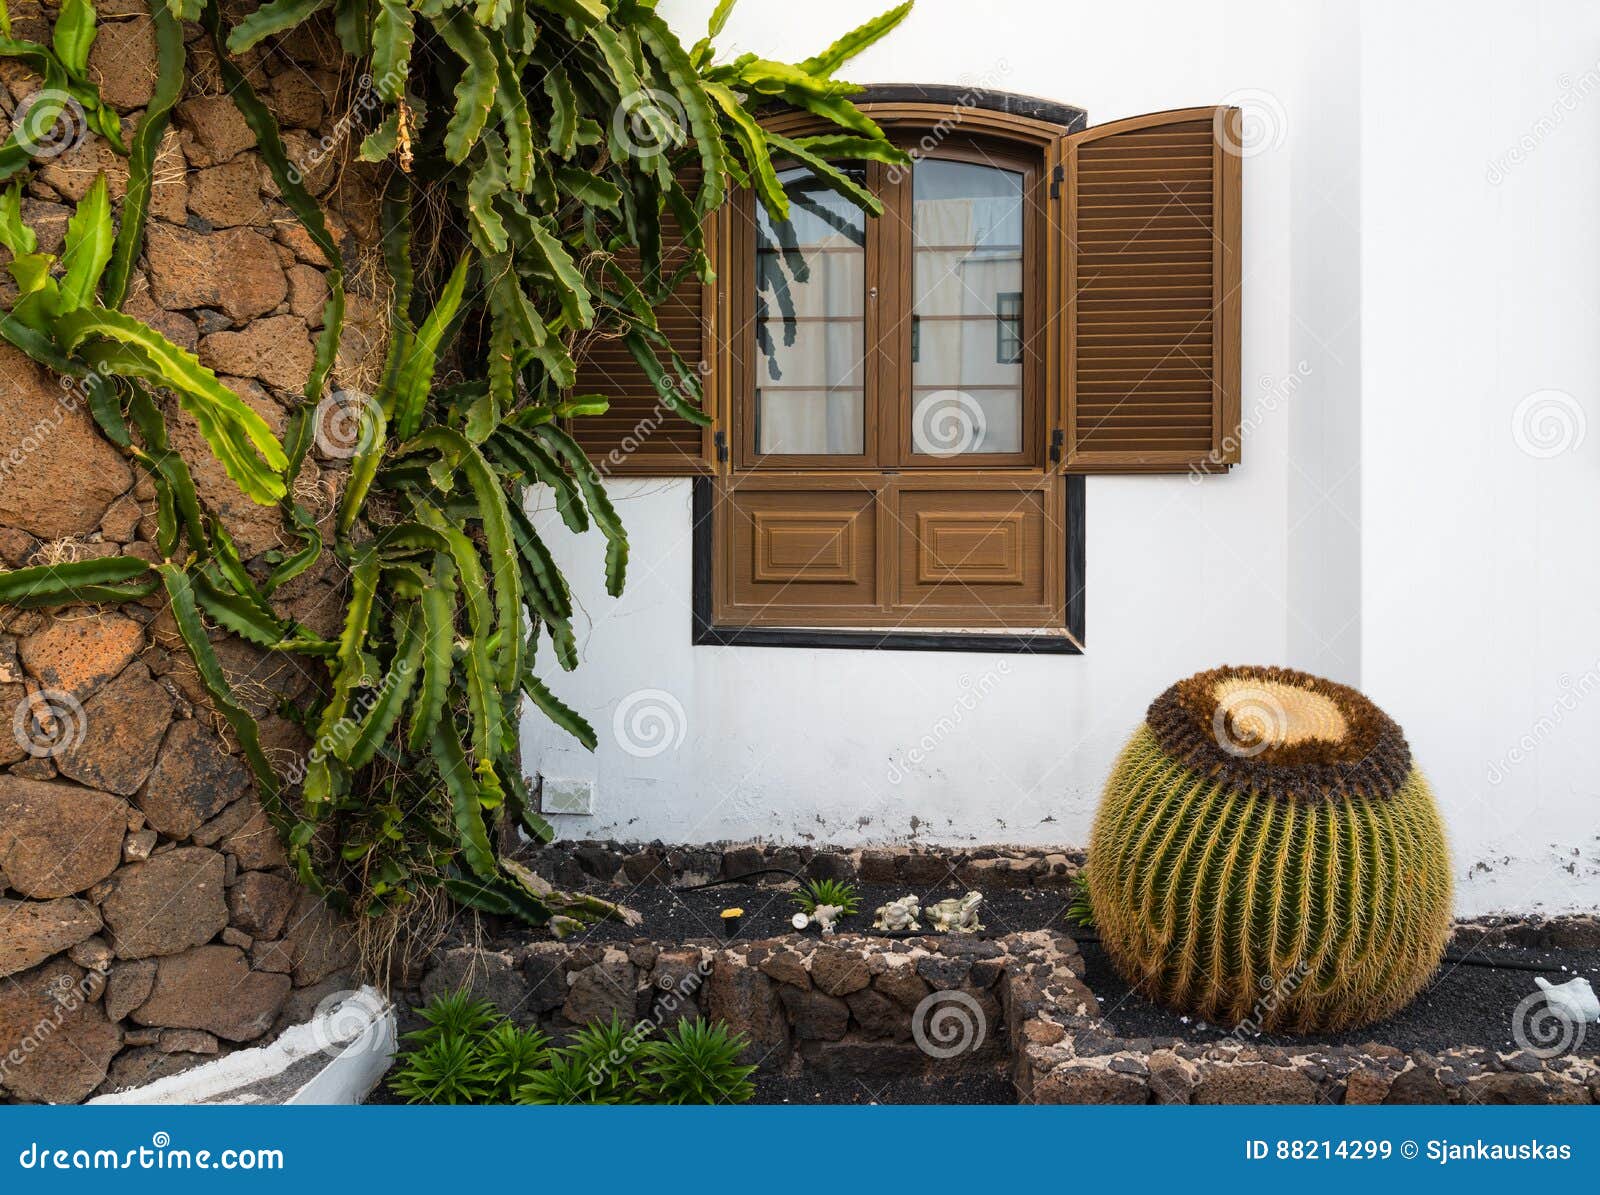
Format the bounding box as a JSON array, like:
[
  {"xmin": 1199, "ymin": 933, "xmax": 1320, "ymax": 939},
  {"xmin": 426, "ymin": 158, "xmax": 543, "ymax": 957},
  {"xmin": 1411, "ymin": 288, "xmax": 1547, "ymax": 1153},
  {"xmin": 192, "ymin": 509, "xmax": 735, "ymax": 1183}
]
[{"xmin": 90, "ymin": 987, "xmax": 396, "ymax": 1106}]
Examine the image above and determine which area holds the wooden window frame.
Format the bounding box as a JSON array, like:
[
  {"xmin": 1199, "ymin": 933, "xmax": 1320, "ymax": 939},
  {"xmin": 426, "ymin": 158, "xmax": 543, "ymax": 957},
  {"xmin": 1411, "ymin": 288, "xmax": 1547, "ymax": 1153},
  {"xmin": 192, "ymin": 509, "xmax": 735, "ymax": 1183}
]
[{"xmin": 704, "ymin": 98, "xmax": 1087, "ymax": 650}]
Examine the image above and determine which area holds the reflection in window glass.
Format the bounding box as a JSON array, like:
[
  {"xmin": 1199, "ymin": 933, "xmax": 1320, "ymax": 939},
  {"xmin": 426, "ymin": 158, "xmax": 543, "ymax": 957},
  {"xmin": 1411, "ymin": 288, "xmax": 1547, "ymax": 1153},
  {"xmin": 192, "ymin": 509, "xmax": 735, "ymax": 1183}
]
[
  {"xmin": 755, "ymin": 167, "xmax": 866, "ymax": 454},
  {"xmin": 911, "ymin": 160, "xmax": 1024, "ymax": 455}
]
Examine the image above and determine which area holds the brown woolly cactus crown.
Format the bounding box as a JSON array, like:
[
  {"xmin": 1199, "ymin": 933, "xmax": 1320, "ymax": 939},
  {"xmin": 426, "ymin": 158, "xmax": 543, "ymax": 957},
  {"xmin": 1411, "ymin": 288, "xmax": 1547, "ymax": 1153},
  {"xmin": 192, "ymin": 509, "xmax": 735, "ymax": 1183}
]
[{"xmin": 1087, "ymin": 665, "xmax": 1453, "ymax": 1033}]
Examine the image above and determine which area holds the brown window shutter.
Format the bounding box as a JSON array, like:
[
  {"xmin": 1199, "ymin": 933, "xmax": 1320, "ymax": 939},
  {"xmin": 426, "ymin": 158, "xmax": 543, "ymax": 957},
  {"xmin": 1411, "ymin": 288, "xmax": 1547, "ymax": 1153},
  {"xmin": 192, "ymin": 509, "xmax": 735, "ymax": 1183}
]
[
  {"xmin": 567, "ymin": 203, "xmax": 723, "ymax": 476},
  {"xmin": 1058, "ymin": 107, "xmax": 1242, "ymax": 473}
]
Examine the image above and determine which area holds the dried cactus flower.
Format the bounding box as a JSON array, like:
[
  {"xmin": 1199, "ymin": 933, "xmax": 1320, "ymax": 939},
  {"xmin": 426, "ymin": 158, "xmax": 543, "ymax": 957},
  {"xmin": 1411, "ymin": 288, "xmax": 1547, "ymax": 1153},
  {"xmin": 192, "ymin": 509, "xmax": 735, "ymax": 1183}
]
[{"xmin": 1086, "ymin": 665, "xmax": 1452, "ymax": 1033}]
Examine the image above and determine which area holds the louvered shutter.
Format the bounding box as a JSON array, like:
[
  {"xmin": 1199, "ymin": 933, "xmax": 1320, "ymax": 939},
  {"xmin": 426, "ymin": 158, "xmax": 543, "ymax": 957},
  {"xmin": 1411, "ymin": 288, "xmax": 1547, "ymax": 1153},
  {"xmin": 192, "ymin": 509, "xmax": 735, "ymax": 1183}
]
[
  {"xmin": 568, "ymin": 204, "xmax": 723, "ymax": 475},
  {"xmin": 1057, "ymin": 107, "xmax": 1241, "ymax": 472}
]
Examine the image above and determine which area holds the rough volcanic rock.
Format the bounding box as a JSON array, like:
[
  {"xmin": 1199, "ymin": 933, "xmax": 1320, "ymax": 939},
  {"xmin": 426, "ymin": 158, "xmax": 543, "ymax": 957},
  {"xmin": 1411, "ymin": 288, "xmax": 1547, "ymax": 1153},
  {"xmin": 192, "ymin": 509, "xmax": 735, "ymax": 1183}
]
[
  {"xmin": 778, "ymin": 985, "xmax": 850, "ymax": 1041},
  {"xmin": 281, "ymin": 893, "xmax": 356, "ymax": 986},
  {"xmin": 756, "ymin": 948, "xmax": 810, "ymax": 989},
  {"xmin": 562, "ymin": 957, "xmax": 637, "ymax": 1027},
  {"xmin": 810, "ymin": 946, "xmax": 872, "ymax": 997},
  {"xmin": 226, "ymin": 871, "xmax": 295, "ymax": 940},
  {"xmin": 145, "ymin": 223, "xmax": 286, "ymax": 323},
  {"xmin": 645, "ymin": 948, "xmax": 707, "ymax": 1028},
  {"xmin": 86, "ymin": 13, "xmax": 157, "ymax": 111},
  {"xmin": 199, "ymin": 315, "xmax": 315, "ymax": 393},
  {"xmin": 0, "ymin": 958, "xmax": 121, "ymax": 1103},
  {"xmin": 0, "ymin": 345, "xmax": 134, "ymax": 539},
  {"xmin": 1033, "ymin": 1065, "xmax": 1149, "ymax": 1105},
  {"xmin": 0, "ymin": 775, "xmax": 127, "ymax": 897},
  {"xmin": 54, "ymin": 661, "xmax": 173, "ymax": 795},
  {"xmin": 174, "ymin": 96, "xmax": 257, "ymax": 164},
  {"xmin": 421, "ymin": 947, "xmax": 534, "ymax": 1024},
  {"xmin": 99, "ymin": 1045, "xmax": 210, "ymax": 1093},
  {"xmin": 185, "ymin": 159, "xmax": 263, "ymax": 228},
  {"xmin": 104, "ymin": 958, "xmax": 157, "ymax": 1021},
  {"xmin": 872, "ymin": 959, "xmax": 931, "ymax": 1010},
  {"xmin": 131, "ymin": 945, "xmax": 290, "ymax": 1041},
  {"xmin": 136, "ymin": 719, "xmax": 250, "ymax": 839},
  {"xmin": 100, "ymin": 847, "xmax": 228, "ymax": 959},
  {"xmin": 1192, "ymin": 1063, "xmax": 1319, "ymax": 1105},
  {"xmin": 707, "ymin": 955, "xmax": 789, "ymax": 1072},
  {"xmin": 17, "ymin": 612, "xmax": 143, "ymax": 703},
  {"xmin": 218, "ymin": 804, "xmax": 287, "ymax": 870},
  {"xmin": 0, "ymin": 897, "xmax": 102, "ymax": 978},
  {"xmin": 845, "ymin": 987, "xmax": 911, "ymax": 1041}
]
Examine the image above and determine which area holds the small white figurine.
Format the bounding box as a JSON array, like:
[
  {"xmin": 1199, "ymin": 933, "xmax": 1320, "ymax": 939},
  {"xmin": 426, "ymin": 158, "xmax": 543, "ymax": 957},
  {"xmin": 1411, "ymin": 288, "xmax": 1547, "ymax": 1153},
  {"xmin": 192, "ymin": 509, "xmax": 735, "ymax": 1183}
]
[
  {"xmin": 926, "ymin": 890, "xmax": 984, "ymax": 933},
  {"xmin": 811, "ymin": 903, "xmax": 845, "ymax": 935},
  {"xmin": 872, "ymin": 895, "xmax": 921, "ymax": 932},
  {"xmin": 790, "ymin": 904, "xmax": 846, "ymax": 934},
  {"xmin": 1535, "ymin": 976, "xmax": 1600, "ymax": 1023}
]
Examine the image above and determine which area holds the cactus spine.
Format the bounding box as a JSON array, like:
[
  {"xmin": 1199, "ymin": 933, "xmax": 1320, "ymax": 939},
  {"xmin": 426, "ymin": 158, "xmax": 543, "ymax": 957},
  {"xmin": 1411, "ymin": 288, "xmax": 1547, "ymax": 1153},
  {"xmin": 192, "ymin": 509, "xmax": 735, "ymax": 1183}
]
[{"xmin": 1087, "ymin": 666, "xmax": 1452, "ymax": 1033}]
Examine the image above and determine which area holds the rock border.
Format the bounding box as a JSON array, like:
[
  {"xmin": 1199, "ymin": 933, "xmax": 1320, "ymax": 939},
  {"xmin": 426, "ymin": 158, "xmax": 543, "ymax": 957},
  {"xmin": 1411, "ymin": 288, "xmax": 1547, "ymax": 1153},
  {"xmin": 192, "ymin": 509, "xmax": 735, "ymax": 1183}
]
[
  {"xmin": 517, "ymin": 839, "xmax": 1085, "ymax": 893},
  {"xmin": 415, "ymin": 927, "xmax": 1599, "ymax": 1105}
]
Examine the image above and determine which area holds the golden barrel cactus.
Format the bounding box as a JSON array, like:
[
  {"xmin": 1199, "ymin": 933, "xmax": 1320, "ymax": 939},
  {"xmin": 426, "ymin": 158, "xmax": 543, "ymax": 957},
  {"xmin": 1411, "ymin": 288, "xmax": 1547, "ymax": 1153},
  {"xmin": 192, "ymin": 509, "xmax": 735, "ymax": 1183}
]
[{"xmin": 1086, "ymin": 666, "xmax": 1452, "ymax": 1033}]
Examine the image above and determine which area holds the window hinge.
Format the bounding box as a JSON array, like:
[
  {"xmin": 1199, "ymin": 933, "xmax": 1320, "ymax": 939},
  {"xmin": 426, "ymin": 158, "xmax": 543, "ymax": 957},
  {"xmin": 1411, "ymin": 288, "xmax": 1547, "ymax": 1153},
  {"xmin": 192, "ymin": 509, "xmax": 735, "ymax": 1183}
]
[
  {"xmin": 1050, "ymin": 428, "xmax": 1065, "ymax": 463},
  {"xmin": 714, "ymin": 429, "xmax": 728, "ymax": 462},
  {"xmin": 1049, "ymin": 163, "xmax": 1064, "ymax": 200}
]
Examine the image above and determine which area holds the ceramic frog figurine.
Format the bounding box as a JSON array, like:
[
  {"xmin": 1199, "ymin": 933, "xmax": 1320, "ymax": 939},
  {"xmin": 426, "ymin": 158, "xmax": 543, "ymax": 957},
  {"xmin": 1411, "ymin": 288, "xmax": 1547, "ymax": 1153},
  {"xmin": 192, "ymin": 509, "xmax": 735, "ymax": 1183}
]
[
  {"xmin": 926, "ymin": 890, "xmax": 984, "ymax": 933},
  {"xmin": 872, "ymin": 895, "xmax": 921, "ymax": 932}
]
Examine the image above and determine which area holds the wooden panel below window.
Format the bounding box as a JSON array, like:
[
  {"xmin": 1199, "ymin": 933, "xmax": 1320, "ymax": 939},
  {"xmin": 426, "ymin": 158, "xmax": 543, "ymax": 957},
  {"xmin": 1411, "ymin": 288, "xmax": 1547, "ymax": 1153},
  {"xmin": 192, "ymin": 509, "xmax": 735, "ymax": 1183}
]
[
  {"xmin": 726, "ymin": 487, "xmax": 878, "ymax": 617},
  {"xmin": 714, "ymin": 473, "xmax": 1064, "ymax": 631}
]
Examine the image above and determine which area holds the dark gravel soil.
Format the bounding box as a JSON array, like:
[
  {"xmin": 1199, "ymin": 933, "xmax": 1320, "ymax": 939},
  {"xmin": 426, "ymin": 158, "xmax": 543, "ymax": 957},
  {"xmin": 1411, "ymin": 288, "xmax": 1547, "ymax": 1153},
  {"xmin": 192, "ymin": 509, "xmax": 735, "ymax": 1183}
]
[
  {"xmin": 478, "ymin": 880, "xmax": 1079, "ymax": 949},
  {"xmin": 1079, "ymin": 938, "xmax": 1600, "ymax": 1054}
]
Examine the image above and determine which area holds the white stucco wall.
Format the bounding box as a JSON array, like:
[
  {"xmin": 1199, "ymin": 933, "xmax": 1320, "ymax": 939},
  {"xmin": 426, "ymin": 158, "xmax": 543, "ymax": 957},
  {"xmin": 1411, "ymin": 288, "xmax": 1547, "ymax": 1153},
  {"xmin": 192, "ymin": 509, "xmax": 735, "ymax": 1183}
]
[{"xmin": 522, "ymin": 0, "xmax": 1600, "ymax": 915}]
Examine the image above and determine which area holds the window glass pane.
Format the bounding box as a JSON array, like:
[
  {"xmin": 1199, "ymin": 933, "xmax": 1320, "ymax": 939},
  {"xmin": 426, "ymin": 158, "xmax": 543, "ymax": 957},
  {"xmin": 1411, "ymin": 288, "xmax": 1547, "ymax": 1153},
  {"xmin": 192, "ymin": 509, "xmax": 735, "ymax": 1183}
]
[
  {"xmin": 911, "ymin": 160, "xmax": 1024, "ymax": 455},
  {"xmin": 755, "ymin": 167, "xmax": 866, "ymax": 454}
]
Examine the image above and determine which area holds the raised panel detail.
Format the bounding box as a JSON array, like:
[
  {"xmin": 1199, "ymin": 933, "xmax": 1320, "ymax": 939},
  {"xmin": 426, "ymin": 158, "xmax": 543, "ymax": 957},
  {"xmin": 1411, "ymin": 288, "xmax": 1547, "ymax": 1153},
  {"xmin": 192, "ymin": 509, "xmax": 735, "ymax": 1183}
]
[
  {"xmin": 753, "ymin": 512, "xmax": 858, "ymax": 583},
  {"xmin": 916, "ymin": 512, "xmax": 1025, "ymax": 585},
  {"xmin": 723, "ymin": 486, "xmax": 878, "ymax": 622},
  {"xmin": 895, "ymin": 485, "xmax": 1050, "ymax": 612}
]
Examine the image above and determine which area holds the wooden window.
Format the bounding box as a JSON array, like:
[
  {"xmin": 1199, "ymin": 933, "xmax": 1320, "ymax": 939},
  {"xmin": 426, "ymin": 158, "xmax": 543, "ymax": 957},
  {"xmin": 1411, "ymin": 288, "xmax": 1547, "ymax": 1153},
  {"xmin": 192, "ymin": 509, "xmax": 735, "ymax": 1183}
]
[{"xmin": 621, "ymin": 94, "xmax": 1244, "ymax": 649}]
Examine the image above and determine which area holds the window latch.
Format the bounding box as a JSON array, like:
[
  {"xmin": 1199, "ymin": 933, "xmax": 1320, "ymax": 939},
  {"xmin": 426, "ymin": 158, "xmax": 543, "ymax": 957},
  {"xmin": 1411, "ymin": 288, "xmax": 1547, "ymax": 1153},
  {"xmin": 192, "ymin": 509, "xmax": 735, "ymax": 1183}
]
[
  {"xmin": 714, "ymin": 429, "xmax": 729, "ymax": 462},
  {"xmin": 1049, "ymin": 163, "xmax": 1064, "ymax": 200},
  {"xmin": 1050, "ymin": 428, "xmax": 1065, "ymax": 463}
]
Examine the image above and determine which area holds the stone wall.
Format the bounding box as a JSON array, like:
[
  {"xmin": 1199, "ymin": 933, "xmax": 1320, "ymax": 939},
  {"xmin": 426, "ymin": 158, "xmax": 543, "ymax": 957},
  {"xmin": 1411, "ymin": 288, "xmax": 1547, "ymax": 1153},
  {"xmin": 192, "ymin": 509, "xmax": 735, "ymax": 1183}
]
[{"xmin": 0, "ymin": 2, "xmax": 374, "ymax": 1102}]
